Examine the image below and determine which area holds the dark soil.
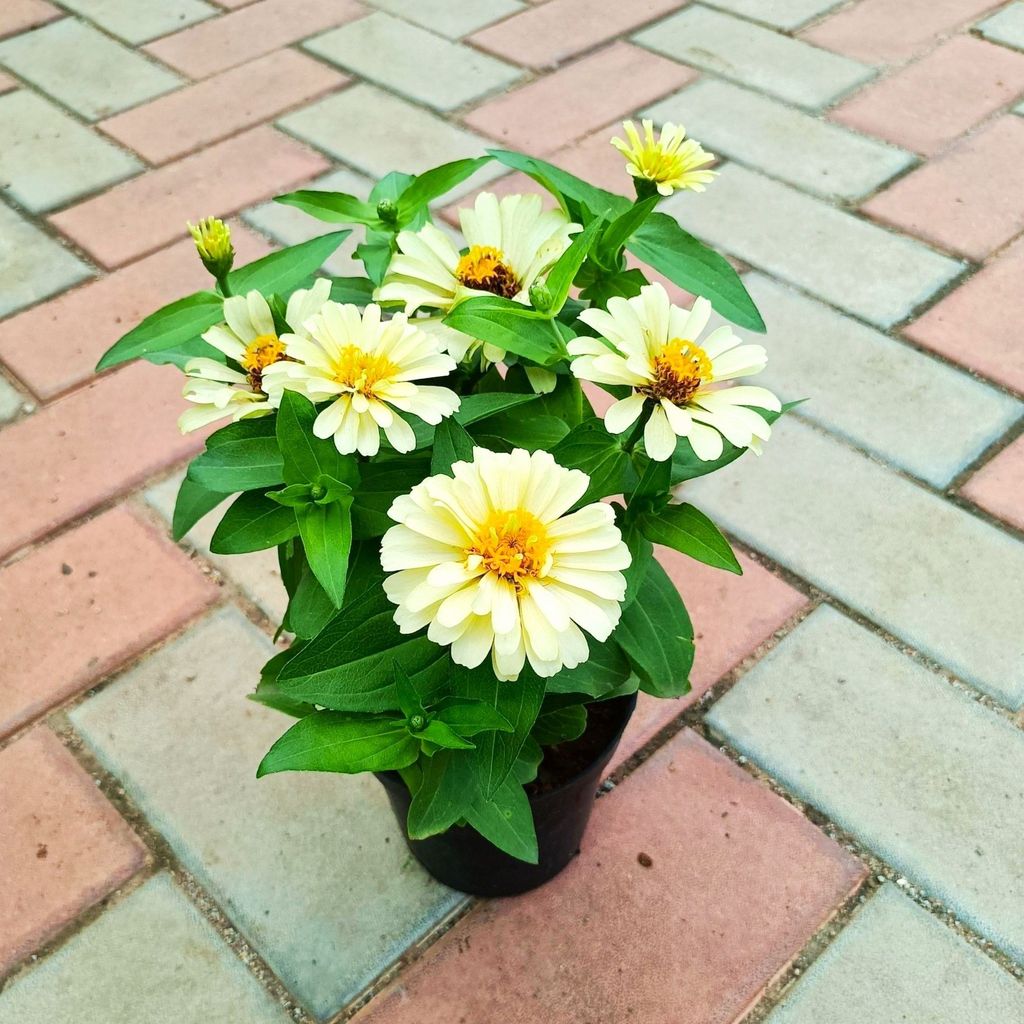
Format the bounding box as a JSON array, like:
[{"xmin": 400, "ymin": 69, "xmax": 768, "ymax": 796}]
[{"xmin": 527, "ymin": 697, "xmax": 628, "ymax": 796}]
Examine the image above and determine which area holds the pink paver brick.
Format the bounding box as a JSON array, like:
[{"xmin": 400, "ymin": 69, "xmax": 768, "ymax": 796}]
[
  {"xmin": 861, "ymin": 116, "xmax": 1024, "ymax": 261},
  {"xmin": 0, "ymin": 0, "xmax": 60, "ymax": 41},
  {"xmin": 801, "ymin": 0, "xmax": 1003, "ymax": 65},
  {"xmin": 613, "ymin": 548, "xmax": 809, "ymax": 770},
  {"xmin": 0, "ymin": 71, "xmax": 18, "ymax": 94},
  {"xmin": 0, "ymin": 507, "xmax": 217, "ymax": 740},
  {"xmin": 0, "ymin": 361, "xmax": 205, "ymax": 559},
  {"xmin": 0, "ymin": 224, "xmax": 270, "ymax": 402},
  {"xmin": 960, "ymin": 435, "xmax": 1024, "ymax": 532},
  {"xmin": 145, "ymin": 0, "xmax": 364, "ymax": 79},
  {"xmin": 99, "ymin": 51, "xmax": 347, "ymax": 165},
  {"xmin": 352, "ymin": 729, "xmax": 866, "ymax": 1024},
  {"xmin": 0, "ymin": 729, "xmax": 146, "ymax": 976},
  {"xmin": 903, "ymin": 235, "xmax": 1024, "ymax": 394},
  {"xmin": 831, "ymin": 35, "xmax": 1024, "ymax": 157},
  {"xmin": 462, "ymin": 43, "xmax": 696, "ymax": 156},
  {"xmin": 49, "ymin": 126, "xmax": 328, "ymax": 269},
  {"xmin": 469, "ymin": 0, "xmax": 685, "ymax": 70}
]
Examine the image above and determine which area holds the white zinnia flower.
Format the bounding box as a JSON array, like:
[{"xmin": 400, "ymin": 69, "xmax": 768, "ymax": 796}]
[
  {"xmin": 261, "ymin": 301, "xmax": 460, "ymax": 457},
  {"xmin": 381, "ymin": 448, "xmax": 631, "ymax": 682},
  {"xmin": 611, "ymin": 119, "xmax": 717, "ymax": 196},
  {"xmin": 570, "ymin": 282, "xmax": 780, "ymax": 462},
  {"xmin": 178, "ymin": 279, "xmax": 330, "ymax": 433},
  {"xmin": 375, "ymin": 192, "xmax": 579, "ymax": 364}
]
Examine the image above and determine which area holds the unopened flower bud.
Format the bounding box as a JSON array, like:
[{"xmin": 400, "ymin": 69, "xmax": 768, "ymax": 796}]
[
  {"xmin": 409, "ymin": 714, "xmax": 426, "ymax": 732},
  {"xmin": 528, "ymin": 280, "xmax": 553, "ymax": 312},
  {"xmin": 187, "ymin": 217, "xmax": 234, "ymax": 280},
  {"xmin": 376, "ymin": 198, "xmax": 398, "ymax": 225}
]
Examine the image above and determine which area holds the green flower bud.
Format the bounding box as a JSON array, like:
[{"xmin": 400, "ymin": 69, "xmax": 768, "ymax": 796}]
[
  {"xmin": 310, "ymin": 483, "xmax": 326, "ymax": 501},
  {"xmin": 408, "ymin": 714, "xmax": 426, "ymax": 732},
  {"xmin": 528, "ymin": 280, "xmax": 553, "ymax": 312},
  {"xmin": 376, "ymin": 198, "xmax": 398, "ymax": 225}
]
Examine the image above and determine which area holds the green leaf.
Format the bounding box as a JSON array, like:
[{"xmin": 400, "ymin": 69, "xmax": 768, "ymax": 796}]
[
  {"xmin": 394, "ymin": 660, "xmax": 425, "ymax": 719},
  {"xmin": 352, "ymin": 458, "xmax": 429, "ymax": 538},
  {"xmin": 513, "ymin": 737, "xmax": 543, "ymax": 785},
  {"xmin": 466, "ymin": 777, "xmax": 538, "ymax": 864},
  {"xmin": 616, "ymin": 558, "xmax": 694, "ymax": 698},
  {"xmin": 531, "ymin": 704, "xmax": 587, "ymax": 746},
  {"xmin": 419, "ymin": 719, "xmax": 476, "ymax": 750},
  {"xmin": 210, "ymin": 491, "xmax": 299, "ymax": 554},
  {"xmin": 620, "ymin": 519, "xmax": 654, "ymax": 607},
  {"xmin": 275, "ymin": 390, "xmax": 356, "ymax": 487},
  {"xmin": 355, "ymin": 240, "xmax": 393, "ymax": 286},
  {"xmin": 551, "ymin": 418, "xmax": 631, "ymax": 505},
  {"xmin": 329, "ymin": 276, "xmax": 375, "ymax": 304},
  {"xmin": 409, "ymin": 391, "xmax": 542, "ymax": 450},
  {"xmin": 628, "ymin": 213, "xmax": 764, "ymax": 332},
  {"xmin": 443, "ymin": 296, "xmax": 568, "ymax": 365},
  {"xmin": 407, "ymin": 749, "xmax": 478, "ymax": 839},
  {"xmin": 257, "ymin": 712, "xmax": 418, "ymax": 777},
  {"xmin": 472, "ymin": 413, "xmax": 568, "ymax": 453},
  {"xmin": 545, "ymin": 637, "xmax": 632, "ymax": 696},
  {"xmin": 228, "ymin": 231, "xmax": 351, "ymax": 295},
  {"xmin": 144, "ymin": 334, "xmax": 228, "ymax": 371},
  {"xmin": 631, "ymin": 451, "xmax": 672, "ymax": 502},
  {"xmin": 171, "ymin": 474, "xmax": 223, "ymax": 542},
  {"xmin": 543, "ymin": 216, "xmax": 604, "ymax": 314},
  {"xmin": 397, "ymin": 156, "xmax": 492, "ymax": 218},
  {"xmin": 639, "ymin": 503, "xmax": 741, "ymax": 574},
  {"xmin": 578, "ymin": 267, "xmax": 648, "ymax": 308},
  {"xmin": 188, "ymin": 416, "xmax": 284, "ymax": 492},
  {"xmin": 596, "ymin": 195, "xmax": 659, "ymax": 265},
  {"xmin": 274, "ymin": 189, "xmax": 382, "ymax": 228},
  {"xmin": 432, "ymin": 697, "xmax": 513, "ymax": 737},
  {"xmin": 249, "ymin": 645, "xmax": 317, "ymax": 719},
  {"xmin": 96, "ymin": 290, "xmax": 224, "ymax": 370},
  {"xmin": 268, "ymin": 483, "xmax": 314, "ymax": 508},
  {"xmin": 296, "ymin": 498, "xmax": 353, "ymax": 607},
  {"xmin": 431, "ymin": 417, "xmax": 475, "ymax": 475},
  {"xmin": 287, "ymin": 560, "xmax": 337, "ymax": 639}
]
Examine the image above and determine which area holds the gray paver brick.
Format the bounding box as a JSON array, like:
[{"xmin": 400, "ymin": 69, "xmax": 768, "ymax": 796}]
[
  {"xmin": 0, "ymin": 18, "xmax": 181, "ymax": 120},
  {"xmin": 708, "ymin": 608, "xmax": 1024, "ymax": 960},
  {"xmin": 740, "ymin": 273, "xmax": 1022, "ymax": 487},
  {"xmin": 0, "ymin": 372, "xmax": 24, "ymax": 423},
  {"xmin": 70, "ymin": 609, "xmax": 464, "ymax": 1020},
  {"xmin": 58, "ymin": 0, "xmax": 217, "ymax": 44},
  {"xmin": 0, "ymin": 204, "xmax": 92, "ymax": 319},
  {"xmin": 278, "ymin": 83, "xmax": 503, "ymax": 199},
  {"xmin": 304, "ymin": 12, "xmax": 521, "ymax": 111},
  {"xmin": 976, "ymin": 2, "xmax": 1024, "ymax": 51},
  {"xmin": 687, "ymin": 418, "xmax": 1024, "ymax": 708},
  {"xmin": 668, "ymin": 162, "xmax": 964, "ymax": 327},
  {"xmin": 644, "ymin": 79, "xmax": 913, "ymax": 201},
  {"xmin": 634, "ymin": 4, "xmax": 872, "ymax": 110},
  {"xmin": 365, "ymin": 0, "xmax": 524, "ymax": 39},
  {"xmin": 0, "ymin": 873, "xmax": 291, "ymax": 1024},
  {"xmin": 0, "ymin": 91, "xmax": 141, "ymax": 213},
  {"xmin": 766, "ymin": 884, "xmax": 1024, "ymax": 1023},
  {"xmin": 701, "ymin": 0, "xmax": 844, "ymax": 30}
]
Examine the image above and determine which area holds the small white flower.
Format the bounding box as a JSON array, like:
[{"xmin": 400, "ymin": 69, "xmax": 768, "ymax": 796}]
[
  {"xmin": 611, "ymin": 119, "xmax": 717, "ymax": 196},
  {"xmin": 381, "ymin": 447, "xmax": 631, "ymax": 682},
  {"xmin": 262, "ymin": 301, "xmax": 460, "ymax": 457},
  {"xmin": 570, "ymin": 282, "xmax": 780, "ymax": 462},
  {"xmin": 178, "ymin": 279, "xmax": 331, "ymax": 434}
]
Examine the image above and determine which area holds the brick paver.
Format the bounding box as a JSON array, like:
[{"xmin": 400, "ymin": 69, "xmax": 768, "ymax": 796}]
[
  {"xmin": 367, "ymin": 0, "xmax": 524, "ymax": 40},
  {"xmin": 50, "ymin": 127, "xmax": 328, "ymax": 268},
  {"xmin": 0, "ymin": 0, "xmax": 61, "ymax": 41},
  {"xmin": 708, "ymin": 606, "xmax": 1024, "ymax": 961},
  {"xmin": 58, "ymin": 0, "xmax": 217, "ymax": 44},
  {"xmin": 351, "ymin": 728, "xmax": 865, "ymax": 1024},
  {"xmin": 701, "ymin": 0, "xmax": 845, "ymax": 31},
  {"xmin": 0, "ymin": 374, "xmax": 22, "ymax": 423},
  {"xmin": 977, "ymin": 1, "xmax": 1024, "ymax": 48},
  {"xmin": 960, "ymin": 434, "xmax": 1024, "ymax": 531},
  {"xmin": 0, "ymin": 729, "xmax": 145, "ymax": 976}
]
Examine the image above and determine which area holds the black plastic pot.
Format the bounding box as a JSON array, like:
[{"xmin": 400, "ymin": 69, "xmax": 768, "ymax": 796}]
[{"xmin": 376, "ymin": 692, "xmax": 637, "ymax": 897}]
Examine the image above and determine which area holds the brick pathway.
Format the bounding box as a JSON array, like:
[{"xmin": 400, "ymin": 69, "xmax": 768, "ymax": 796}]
[{"xmin": 1, "ymin": 1, "xmax": 1023, "ymax": 1021}]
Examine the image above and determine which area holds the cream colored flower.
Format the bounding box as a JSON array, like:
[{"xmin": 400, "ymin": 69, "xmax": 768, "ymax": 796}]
[
  {"xmin": 375, "ymin": 192, "xmax": 579, "ymax": 365},
  {"xmin": 570, "ymin": 282, "xmax": 780, "ymax": 462},
  {"xmin": 262, "ymin": 301, "xmax": 459, "ymax": 457},
  {"xmin": 611, "ymin": 119, "xmax": 716, "ymax": 196},
  {"xmin": 381, "ymin": 447, "xmax": 630, "ymax": 682},
  {"xmin": 178, "ymin": 279, "xmax": 331, "ymax": 433}
]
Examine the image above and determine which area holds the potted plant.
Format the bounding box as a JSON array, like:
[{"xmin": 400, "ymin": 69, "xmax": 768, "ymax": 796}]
[{"xmin": 98, "ymin": 122, "xmax": 786, "ymax": 897}]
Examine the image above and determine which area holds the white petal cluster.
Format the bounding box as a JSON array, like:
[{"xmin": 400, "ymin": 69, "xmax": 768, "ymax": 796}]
[
  {"xmin": 570, "ymin": 282, "xmax": 780, "ymax": 462},
  {"xmin": 381, "ymin": 448, "xmax": 631, "ymax": 682}
]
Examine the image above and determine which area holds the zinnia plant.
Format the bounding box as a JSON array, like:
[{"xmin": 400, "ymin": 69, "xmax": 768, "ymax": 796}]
[{"xmin": 99, "ymin": 123, "xmax": 790, "ymax": 866}]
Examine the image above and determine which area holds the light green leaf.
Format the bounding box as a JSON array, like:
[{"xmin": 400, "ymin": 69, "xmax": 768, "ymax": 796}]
[
  {"xmin": 188, "ymin": 416, "xmax": 284, "ymax": 492},
  {"xmin": 275, "ymin": 390, "xmax": 356, "ymax": 487},
  {"xmin": 465, "ymin": 778, "xmax": 538, "ymax": 864},
  {"xmin": 596, "ymin": 195, "xmax": 659, "ymax": 266},
  {"xmin": 639, "ymin": 503, "xmax": 741, "ymax": 574},
  {"xmin": 171, "ymin": 474, "xmax": 223, "ymax": 542},
  {"xmin": 407, "ymin": 749, "xmax": 478, "ymax": 839},
  {"xmin": 297, "ymin": 498, "xmax": 353, "ymax": 607},
  {"xmin": 443, "ymin": 296, "xmax": 567, "ymax": 365},
  {"xmin": 228, "ymin": 231, "xmax": 351, "ymax": 295},
  {"xmin": 274, "ymin": 190, "xmax": 382, "ymax": 228},
  {"xmin": 543, "ymin": 215, "xmax": 604, "ymax": 313},
  {"xmin": 419, "ymin": 719, "xmax": 476, "ymax": 750},
  {"xmin": 432, "ymin": 697, "xmax": 513, "ymax": 736},
  {"xmin": 397, "ymin": 156, "xmax": 492, "ymax": 218},
  {"xmin": 210, "ymin": 491, "xmax": 299, "ymax": 554}
]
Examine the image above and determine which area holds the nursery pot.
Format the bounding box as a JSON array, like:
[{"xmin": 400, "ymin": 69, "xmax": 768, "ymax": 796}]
[{"xmin": 376, "ymin": 692, "xmax": 637, "ymax": 897}]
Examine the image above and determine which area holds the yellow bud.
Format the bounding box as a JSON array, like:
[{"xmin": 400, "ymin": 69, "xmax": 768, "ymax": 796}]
[{"xmin": 187, "ymin": 216, "xmax": 234, "ymax": 279}]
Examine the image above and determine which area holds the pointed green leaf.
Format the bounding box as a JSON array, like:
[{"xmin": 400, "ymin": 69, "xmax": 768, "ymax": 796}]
[
  {"xmin": 443, "ymin": 295, "xmax": 567, "ymax": 366},
  {"xmin": 543, "ymin": 215, "xmax": 604, "ymax": 313},
  {"xmin": 397, "ymin": 156, "xmax": 492, "ymax": 218},
  {"xmin": 465, "ymin": 778, "xmax": 538, "ymax": 864},
  {"xmin": 432, "ymin": 697, "xmax": 513, "ymax": 736},
  {"xmin": 419, "ymin": 719, "xmax": 476, "ymax": 750},
  {"xmin": 296, "ymin": 497, "xmax": 353, "ymax": 607},
  {"xmin": 639, "ymin": 503, "xmax": 741, "ymax": 574},
  {"xmin": 551, "ymin": 418, "xmax": 632, "ymax": 505},
  {"xmin": 210, "ymin": 491, "xmax": 299, "ymax": 554},
  {"xmin": 227, "ymin": 231, "xmax": 351, "ymax": 295},
  {"xmin": 431, "ymin": 417, "xmax": 475, "ymax": 475},
  {"xmin": 407, "ymin": 749, "xmax": 478, "ymax": 839},
  {"xmin": 274, "ymin": 189, "xmax": 382, "ymax": 228},
  {"xmin": 171, "ymin": 473, "xmax": 223, "ymax": 542},
  {"xmin": 188, "ymin": 416, "xmax": 284, "ymax": 492}
]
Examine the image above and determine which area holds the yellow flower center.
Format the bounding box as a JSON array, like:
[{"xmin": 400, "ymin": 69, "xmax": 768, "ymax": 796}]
[
  {"xmin": 634, "ymin": 145, "xmax": 687, "ymax": 186},
  {"xmin": 470, "ymin": 509, "xmax": 551, "ymax": 589},
  {"xmin": 240, "ymin": 333, "xmax": 286, "ymax": 391},
  {"xmin": 644, "ymin": 338, "xmax": 712, "ymax": 406},
  {"xmin": 456, "ymin": 245, "xmax": 520, "ymax": 299},
  {"xmin": 334, "ymin": 344, "xmax": 399, "ymax": 397}
]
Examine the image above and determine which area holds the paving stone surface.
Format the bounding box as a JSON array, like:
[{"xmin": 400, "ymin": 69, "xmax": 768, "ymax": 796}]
[
  {"xmin": 645, "ymin": 78, "xmax": 913, "ymax": 201},
  {"xmin": 0, "ymin": 728, "xmax": 146, "ymax": 976},
  {"xmin": 741, "ymin": 272, "xmax": 1022, "ymax": 486},
  {"xmin": 0, "ymin": 0, "xmax": 61, "ymax": 40},
  {"xmin": 0, "ymin": 203, "xmax": 92, "ymax": 319},
  {"xmin": 58, "ymin": 0, "xmax": 217, "ymax": 43},
  {"xmin": 708, "ymin": 606, "xmax": 1024, "ymax": 961},
  {"xmin": 0, "ymin": 91, "xmax": 142, "ymax": 213},
  {"xmin": 831, "ymin": 35, "xmax": 1024, "ymax": 156},
  {"xmin": 766, "ymin": 884, "xmax": 1024, "ymax": 1023},
  {"xmin": 669, "ymin": 163, "xmax": 964, "ymax": 328},
  {"xmin": 0, "ymin": 18, "xmax": 181, "ymax": 120},
  {"xmin": 977, "ymin": 1, "xmax": 1024, "ymax": 49},
  {"xmin": 960, "ymin": 433, "xmax": 1024, "ymax": 531},
  {"xmin": 634, "ymin": 4, "xmax": 873, "ymax": 110},
  {"xmin": 305, "ymin": 13, "xmax": 520, "ymax": 112},
  {"xmin": 0, "ymin": 505, "xmax": 216, "ymax": 739},
  {"xmin": 0, "ymin": 373, "xmax": 22, "ymax": 422},
  {"xmin": 366, "ymin": 0, "xmax": 524, "ymax": 40},
  {"xmin": 71, "ymin": 609, "xmax": 465, "ymax": 1020},
  {"xmin": 700, "ymin": 0, "xmax": 844, "ymax": 30},
  {"xmin": 350, "ymin": 728, "xmax": 865, "ymax": 1024},
  {"xmin": 99, "ymin": 50, "xmax": 346, "ymax": 164},
  {"xmin": 688, "ymin": 417, "xmax": 1024, "ymax": 708},
  {"xmin": 50, "ymin": 126, "xmax": 328, "ymax": 268},
  {"xmin": 0, "ymin": 874, "xmax": 292, "ymax": 1023},
  {"xmin": 862, "ymin": 115, "xmax": 1024, "ymax": 261}
]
